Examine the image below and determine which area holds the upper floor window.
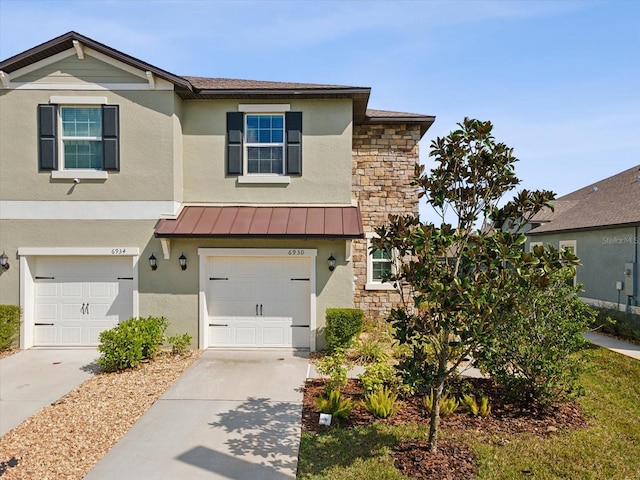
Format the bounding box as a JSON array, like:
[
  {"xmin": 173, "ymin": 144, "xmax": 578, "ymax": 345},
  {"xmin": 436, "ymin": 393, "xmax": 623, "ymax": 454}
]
[
  {"xmin": 227, "ymin": 106, "xmax": 301, "ymax": 183},
  {"xmin": 245, "ymin": 114, "xmax": 284, "ymax": 174},
  {"xmin": 61, "ymin": 107, "xmax": 103, "ymax": 169},
  {"xmin": 38, "ymin": 99, "xmax": 119, "ymax": 179}
]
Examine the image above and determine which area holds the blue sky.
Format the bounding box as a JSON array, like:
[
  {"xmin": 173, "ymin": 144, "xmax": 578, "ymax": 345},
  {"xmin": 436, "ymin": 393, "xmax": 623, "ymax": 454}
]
[{"xmin": 1, "ymin": 0, "xmax": 638, "ymax": 221}]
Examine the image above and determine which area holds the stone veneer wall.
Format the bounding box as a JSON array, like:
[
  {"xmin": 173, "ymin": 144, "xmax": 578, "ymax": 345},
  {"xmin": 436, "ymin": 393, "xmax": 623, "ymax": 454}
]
[{"xmin": 352, "ymin": 123, "xmax": 422, "ymax": 320}]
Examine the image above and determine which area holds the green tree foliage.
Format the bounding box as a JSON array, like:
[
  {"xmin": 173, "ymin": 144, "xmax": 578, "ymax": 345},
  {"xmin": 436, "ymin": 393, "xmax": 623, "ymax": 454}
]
[
  {"xmin": 475, "ymin": 268, "xmax": 595, "ymax": 405},
  {"xmin": 373, "ymin": 118, "xmax": 579, "ymax": 451}
]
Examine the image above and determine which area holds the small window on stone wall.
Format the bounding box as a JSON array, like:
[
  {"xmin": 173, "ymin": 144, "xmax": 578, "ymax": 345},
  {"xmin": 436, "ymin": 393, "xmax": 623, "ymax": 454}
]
[{"xmin": 365, "ymin": 233, "xmax": 397, "ymax": 291}]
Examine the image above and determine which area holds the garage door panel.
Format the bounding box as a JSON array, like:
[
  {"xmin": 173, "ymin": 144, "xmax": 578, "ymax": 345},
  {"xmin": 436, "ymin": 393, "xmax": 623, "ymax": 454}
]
[
  {"xmin": 61, "ymin": 326, "xmax": 82, "ymax": 344},
  {"xmin": 235, "ymin": 326, "xmax": 257, "ymax": 346},
  {"xmin": 207, "ymin": 255, "xmax": 310, "ymax": 349},
  {"xmin": 35, "ymin": 326, "xmax": 57, "ymax": 345},
  {"xmin": 61, "ymin": 282, "xmax": 83, "ymax": 297},
  {"xmin": 210, "ymin": 325, "xmax": 232, "ymax": 346},
  {"xmin": 33, "ymin": 256, "xmax": 134, "ymax": 347},
  {"xmin": 61, "ymin": 303, "xmax": 83, "ymax": 320},
  {"xmin": 36, "ymin": 303, "xmax": 58, "ymax": 321}
]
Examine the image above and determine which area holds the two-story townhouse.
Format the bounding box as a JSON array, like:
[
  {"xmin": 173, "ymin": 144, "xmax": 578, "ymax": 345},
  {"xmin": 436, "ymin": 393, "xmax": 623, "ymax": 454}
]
[{"xmin": 0, "ymin": 32, "xmax": 434, "ymax": 350}]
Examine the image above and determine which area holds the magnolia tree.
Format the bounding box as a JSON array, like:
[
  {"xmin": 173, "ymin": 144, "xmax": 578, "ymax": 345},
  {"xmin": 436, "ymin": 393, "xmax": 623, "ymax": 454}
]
[{"xmin": 373, "ymin": 118, "xmax": 579, "ymax": 451}]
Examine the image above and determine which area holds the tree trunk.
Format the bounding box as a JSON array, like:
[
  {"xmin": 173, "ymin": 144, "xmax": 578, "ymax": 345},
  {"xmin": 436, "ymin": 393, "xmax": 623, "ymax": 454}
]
[{"xmin": 427, "ymin": 342, "xmax": 448, "ymax": 452}]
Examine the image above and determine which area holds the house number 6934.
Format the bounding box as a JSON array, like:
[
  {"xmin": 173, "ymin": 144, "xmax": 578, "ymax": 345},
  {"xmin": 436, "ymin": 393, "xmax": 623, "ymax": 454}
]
[
  {"xmin": 111, "ymin": 248, "xmax": 127, "ymax": 255},
  {"xmin": 288, "ymin": 249, "xmax": 304, "ymax": 256}
]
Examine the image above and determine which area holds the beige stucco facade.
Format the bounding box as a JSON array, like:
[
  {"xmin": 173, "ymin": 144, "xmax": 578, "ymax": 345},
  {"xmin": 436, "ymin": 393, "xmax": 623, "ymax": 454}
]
[{"xmin": 0, "ymin": 33, "xmax": 429, "ymax": 350}]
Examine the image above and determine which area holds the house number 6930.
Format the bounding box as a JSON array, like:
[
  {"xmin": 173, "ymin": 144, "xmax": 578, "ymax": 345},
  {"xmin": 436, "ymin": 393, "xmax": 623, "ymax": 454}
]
[
  {"xmin": 111, "ymin": 248, "xmax": 127, "ymax": 255},
  {"xmin": 288, "ymin": 249, "xmax": 304, "ymax": 256}
]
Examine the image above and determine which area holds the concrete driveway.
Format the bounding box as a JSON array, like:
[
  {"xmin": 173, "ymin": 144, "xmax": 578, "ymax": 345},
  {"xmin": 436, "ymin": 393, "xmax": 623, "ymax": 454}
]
[
  {"xmin": 0, "ymin": 348, "xmax": 98, "ymax": 436},
  {"xmin": 84, "ymin": 349, "xmax": 309, "ymax": 480}
]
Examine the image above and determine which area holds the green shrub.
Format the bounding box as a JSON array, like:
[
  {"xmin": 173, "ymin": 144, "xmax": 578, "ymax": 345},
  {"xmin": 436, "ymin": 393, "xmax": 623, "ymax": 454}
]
[
  {"xmin": 475, "ymin": 272, "xmax": 595, "ymax": 406},
  {"xmin": 362, "ymin": 386, "xmax": 399, "ymax": 418},
  {"xmin": 592, "ymin": 307, "xmax": 640, "ymax": 344},
  {"xmin": 167, "ymin": 333, "xmax": 192, "ymax": 355},
  {"xmin": 98, "ymin": 316, "xmax": 168, "ymax": 372},
  {"xmin": 316, "ymin": 349, "xmax": 349, "ymax": 393},
  {"xmin": 358, "ymin": 360, "xmax": 403, "ymax": 396},
  {"xmin": 136, "ymin": 315, "xmax": 168, "ymax": 358},
  {"xmin": 325, "ymin": 308, "xmax": 364, "ymax": 351},
  {"xmin": 0, "ymin": 305, "xmax": 21, "ymax": 350},
  {"xmin": 316, "ymin": 389, "xmax": 353, "ymax": 419}
]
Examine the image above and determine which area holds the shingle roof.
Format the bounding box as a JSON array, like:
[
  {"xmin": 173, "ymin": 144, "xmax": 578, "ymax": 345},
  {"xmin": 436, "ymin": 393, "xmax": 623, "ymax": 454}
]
[
  {"xmin": 528, "ymin": 165, "xmax": 640, "ymax": 234},
  {"xmin": 0, "ymin": 31, "xmax": 434, "ymax": 136},
  {"xmin": 183, "ymin": 76, "xmax": 364, "ymax": 91}
]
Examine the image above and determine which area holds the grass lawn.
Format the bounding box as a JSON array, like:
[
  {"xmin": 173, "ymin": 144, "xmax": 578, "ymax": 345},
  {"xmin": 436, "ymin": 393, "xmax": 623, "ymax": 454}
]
[{"xmin": 297, "ymin": 346, "xmax": 640, "ymax": 479}]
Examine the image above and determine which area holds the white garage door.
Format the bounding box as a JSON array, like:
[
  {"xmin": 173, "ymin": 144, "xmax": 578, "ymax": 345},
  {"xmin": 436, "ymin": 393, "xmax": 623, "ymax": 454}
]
[
  {"xmin": 207, "ymin": 256, "xmax": 310, "ymax": 348},
  {"xmin": 34, "ymin": 256, "xmax": 134, "ymax": 346}
]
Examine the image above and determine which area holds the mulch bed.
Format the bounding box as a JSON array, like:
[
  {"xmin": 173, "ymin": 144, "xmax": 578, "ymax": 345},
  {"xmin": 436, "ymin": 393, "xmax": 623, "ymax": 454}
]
[{"xmin": 302, "ymin": 378, "xmax": 588, "ymax": 480}]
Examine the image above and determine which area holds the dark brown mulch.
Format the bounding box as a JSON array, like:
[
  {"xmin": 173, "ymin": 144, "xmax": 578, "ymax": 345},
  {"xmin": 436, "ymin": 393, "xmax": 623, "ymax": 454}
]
[
  {"xmin": 393, "ymin": 439, "xmax": 478, "ymax": 480},
  {"xmin": 302, "ymin": 378, "xmax": 588, "ymax": 480}
]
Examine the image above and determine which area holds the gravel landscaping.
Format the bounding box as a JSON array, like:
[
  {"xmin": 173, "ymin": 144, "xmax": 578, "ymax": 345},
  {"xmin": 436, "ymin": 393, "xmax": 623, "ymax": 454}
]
[{"xmin": 0, "ymin": 350, "xmax": 201, "ymax": 480}]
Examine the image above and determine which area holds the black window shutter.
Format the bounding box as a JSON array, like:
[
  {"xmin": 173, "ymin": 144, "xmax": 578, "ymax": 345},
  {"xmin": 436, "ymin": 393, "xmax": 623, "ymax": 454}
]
[
  {"xmin": 102, "ymin": 105, "xmax": 120, "ymax": 171},
  {"xmin": 38, "ymin": 104, "xmax": 57, "ymax": 171},
  {"xmin": 285, "ymin": 111, "xmax": 302, "ymax": 175},
  {"xmin": 227, "ymin": 112, "xmax": 243, "ymax": 175}
]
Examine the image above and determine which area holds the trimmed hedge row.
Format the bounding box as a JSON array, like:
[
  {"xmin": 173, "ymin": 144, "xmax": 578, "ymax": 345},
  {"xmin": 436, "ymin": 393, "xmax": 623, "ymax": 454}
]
[
  {"xmin": 0, "ymin": 305, "xmax": 21, "ymax": 350},
  {"xmin": 325, "ymin": 308, "xmax": 364, "ymax": 351}
]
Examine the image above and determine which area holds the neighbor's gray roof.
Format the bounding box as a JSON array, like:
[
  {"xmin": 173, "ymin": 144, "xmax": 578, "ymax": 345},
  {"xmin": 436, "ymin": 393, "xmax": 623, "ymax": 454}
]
[
  {"xmin": 1, "ymin": 31, "xmax": 433, "ymax": 134},
  {"xmin": 528, "ymin": 165, "xmax": 640, "ymax": 235}
]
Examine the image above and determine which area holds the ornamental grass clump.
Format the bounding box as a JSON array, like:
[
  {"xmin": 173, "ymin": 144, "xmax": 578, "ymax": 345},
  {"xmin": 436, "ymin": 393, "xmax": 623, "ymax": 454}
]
[
  {"xmin": 461, "ymin": 393, "xmax": 491, "ymax": 417},
  {"xmin": 362, "ymin": 386, "xmax": 399, "ymax": 419},
  {"xmin": 424, "ymin": 389, "xmax": 459, "ymax": 417},
  {"xmin": 316, "ymin": 389, "xmax": 353, "ymax": 420}
]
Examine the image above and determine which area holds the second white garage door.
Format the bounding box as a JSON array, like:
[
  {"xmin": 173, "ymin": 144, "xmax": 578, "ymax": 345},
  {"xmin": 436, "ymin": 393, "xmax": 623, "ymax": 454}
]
[{"xmin": 207, "ymin": 256, "xmax": 310, "ymax": 348}]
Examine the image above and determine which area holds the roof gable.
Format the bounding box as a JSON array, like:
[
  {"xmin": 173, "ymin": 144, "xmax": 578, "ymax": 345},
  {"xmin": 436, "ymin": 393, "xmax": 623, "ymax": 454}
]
[
  {"xmin": 1, "ymin": 31, "xmax": 435, "ymax": 136},
  {"xmin": 529, "ymin": 165, "xmax": 640, "ymax": 234}
]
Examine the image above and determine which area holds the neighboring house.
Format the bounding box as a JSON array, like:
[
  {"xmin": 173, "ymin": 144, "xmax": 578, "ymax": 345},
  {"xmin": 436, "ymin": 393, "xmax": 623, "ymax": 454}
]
[
  {"xmin": 526, "ymin": 165, "xmax": 640, "ymax": 314},
  {"xmin": 0, "ymin": 32, "xmax": 434, "ymax": 350}
]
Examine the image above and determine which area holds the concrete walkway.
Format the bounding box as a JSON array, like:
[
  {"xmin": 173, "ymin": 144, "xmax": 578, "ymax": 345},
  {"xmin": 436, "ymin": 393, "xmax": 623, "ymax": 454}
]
[
  {"xmin": 83, "ymin": 349, "xmax": 309, "ymax": 480},
  {"xmin": 0, "ymin": 348, "xmax": 98, "ymax": 436},
  {"xmin": 583, "ymin": 331, "xmax": 640, "ymax": 360}
]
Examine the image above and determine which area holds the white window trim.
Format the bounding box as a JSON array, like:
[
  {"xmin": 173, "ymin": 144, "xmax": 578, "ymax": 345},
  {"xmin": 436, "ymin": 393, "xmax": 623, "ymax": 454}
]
[
  {"xmin": 237, "ymin": 175, "xmax": 290, "ymax": 184},
  {"xmin": 49, "ymin": 97, "xmax": 110, "ymax": 180},
  {"xmin": 244, "ymin": 113, "xmax": 285, "ymax": 176},
  {"xmin": 559, "ymin": 240, "xmax": 578, "ymax": 287},
  {"xmin": 238, "ymin": 104, "xmax": 290, "ymax": 112},
  {"xmin": 365, "ymin": 232, "xmax": 396, "ymax": 291}
]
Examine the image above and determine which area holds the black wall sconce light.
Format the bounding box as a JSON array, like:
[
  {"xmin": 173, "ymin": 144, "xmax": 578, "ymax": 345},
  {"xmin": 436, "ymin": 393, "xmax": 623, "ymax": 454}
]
[
  {"xmin": 328, "ymin": 254, "xmax": 336, "ymax": 272},
  {"xmin": 149, "ymin": 253, "xmax": 158, "ymax": 271},
  {"xmin": 179, "ymin": 253, "xmax": 187, "ymax": 271},
  {"xmin": 0, "ymin": 251, "xmax": 10, "ymax": 270}
]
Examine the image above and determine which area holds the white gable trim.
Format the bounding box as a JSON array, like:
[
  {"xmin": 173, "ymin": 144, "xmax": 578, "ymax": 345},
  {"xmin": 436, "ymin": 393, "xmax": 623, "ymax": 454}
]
[
  {"xmin": 5, "ymin": 47, "xmax": 174, "ymax": 91},
  {"xmin": 72, "ymin": 40, "xmax": 85, "ymax": 60}
]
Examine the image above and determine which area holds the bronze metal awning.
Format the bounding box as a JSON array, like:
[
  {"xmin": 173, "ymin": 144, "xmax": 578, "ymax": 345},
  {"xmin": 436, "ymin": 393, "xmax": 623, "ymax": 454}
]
[{"xmin": 154, "ymin": 206, "xmax": 364, "ymax": 238}]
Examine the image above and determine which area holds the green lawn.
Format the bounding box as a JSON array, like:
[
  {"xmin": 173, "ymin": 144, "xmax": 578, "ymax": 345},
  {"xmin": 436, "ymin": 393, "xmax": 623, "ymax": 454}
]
[{"xmin": 298, "ymin": 346, "xmax": 640, "ymax": 479}]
